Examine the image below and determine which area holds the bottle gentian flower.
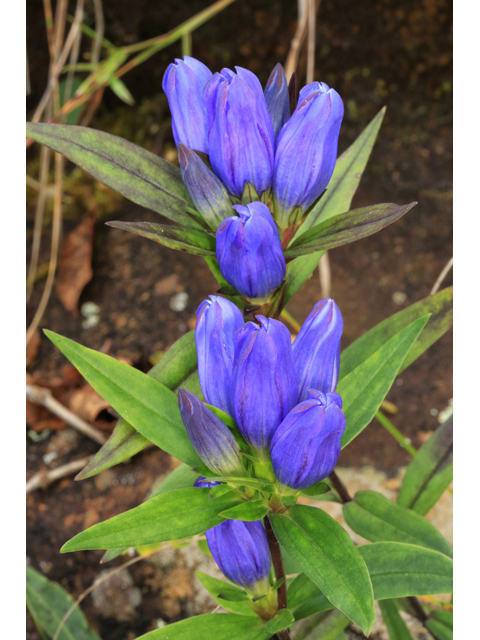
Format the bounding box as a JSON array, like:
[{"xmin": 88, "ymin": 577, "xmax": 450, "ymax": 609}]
[
  {"xmin": 292, "ymin": 298, "xmax": 343, "ymax": 401},
  {"xmin": 195, "ymin": 295, "xmax": 244, "ymax": 414},
  {"xmin": 162, "ymin": 56, "xmax": 212, "ymax": 153},
  {"xmin": 216, "ymin": 202, "xmax": 286, "ymax": 299},
  {"xmin": 271, "ymin": 390, "xmax": 346, "ymax": 490},
  {"xmin": 264, "ymin": 63, "xmax": 291, "ymax": 141},
  {"xmin": 178, "ymin": 389, "xmax": 244, "ymax": 476},
  {"xmin": 273, "ymin": 82, "xmax": 344, "ymax": 227},
  {"xmin": 204, "ymin": 67, "xmax": 275, "ymax": 198},
  {"xmin": 231, "ymin": 316, "xmax": 298, "ymax": 452},
  {"xmin": 178, "ymin": 144, "xmax": 233, "ymax": 230},
  {"xmin": 205, "ymin": 519, "xmax": 272, "ymax": 594}
]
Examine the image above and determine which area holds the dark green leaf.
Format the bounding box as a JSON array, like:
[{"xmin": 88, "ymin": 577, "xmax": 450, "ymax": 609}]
[
  {"xmin": 61, "ymin": 488, "xmax": 241, "ymax": 552},
  {"xmin": 285, "ymin": 203, "xmax": 416, "ymax": 258},
  {"xmin": 301, "ymin": 107, "xmax": 386, "ymax": 231},
  {"xmin": 431, "ymin": 610, "xmax": 453, "ymax": 629},
  {"xmin": 292, "ymin": 609, "xmax": 349, "ymax": 640},
  {"xmin": 219, "ymin": 501, "xmax": 270, "ymax": 521},
  {"xmin": 148, "ymin": 463, "xmax": 199, "ymax": 500},
  {"xmin": 135, "ymin": 613, "xmax": 268, "ymax": 640},
  {"xmin": 397, "ymin": 417, "xmax": 453, "ymax": 515},
  {"xmin": 358, "ymin": 542, "xmax": 453, "ymax": 599},
  {"xmin": 287, "ymin": 573, "xmax": 321, "ymax": 611},
  {"xmin": 378, "ymin": 599, "xmax": 414, "ymax": 640},
  {"xmin": 284, "ymin": 252, "xmax": 324, "ymax": 306},
  {"xmin": 26, "ymin": 566, "xmax": 100, "ymax": 640},
  {"xmin": 195, "ymin": 572, "xmax": 255, "ymax": 616},
  {"xmin": 266, "ymin": 609, "xmax": 295, "ymax": 634},
  {"xmin": 75, "ymin": 331, "xmax": 199, "ymax": 480},
  {"xmin": 106, "ymin": 221, "xmax": 216, "ymax": 256},
  {"xmin": 100, "ymin": 548, "xmax": 127, "ymax": 563},
  {"xmin": 45, "ymin": 330, "xmax": 200, "ymax": 467},
  {"xmin": 293, "ymin": 594, "xmax": 332, "ymax": 622},
  {"xmin": 270, "ymin": 505, "xmax": 375, "ymax": 634},
  {"xmin": 338, "ymin": 316, "xmax": 429, "ymax": 448},
  {"xmin": 299, "ymin": 481, "xmax": 330, "ymax": 497},
  {"xmin": 343, "ymin": 491, "xmax": 452, "ymax": 557},
  {"xmin": 25, "ymin": 123, "xmax": 201, "ymax": 229},
  {"xmin": 426, "ymin": 619, "xmax": 453, "ymax": 640},
  {"xmin": 339, "ymin": 287, "xmax": 453, "ymax": 380}
]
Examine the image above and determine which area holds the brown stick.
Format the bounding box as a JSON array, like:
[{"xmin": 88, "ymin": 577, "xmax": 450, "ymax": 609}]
[{"xmin": 26, "ymin": 456, "xmax": 94, "ymax": 493}]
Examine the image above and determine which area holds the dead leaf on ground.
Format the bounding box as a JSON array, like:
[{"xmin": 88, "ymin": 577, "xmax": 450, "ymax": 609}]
[
  {"xmin": 155, "ymin": 273, "xmax": 183, "ymax": 295},
  {"xmin": 55, "ymin": 215, "xmax": 95, "ymax": 314},
  {"xmin": 69, "ymin": 384, "xmax": 112, "ymax": 427},
  {"xmin": 26, "ymin": 329, "xmax": 41, "ymax": 367}
]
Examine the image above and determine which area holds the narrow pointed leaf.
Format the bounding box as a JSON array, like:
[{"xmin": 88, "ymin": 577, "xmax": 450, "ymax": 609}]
[
  {"xmin": 25, "ymin": 123, "xmax": 201, "ymax": 229},
  {"xmin": 343, "ymin": 491, "xmax": 452, "ymax": 557},
  {"xmin": 219, "ymin": 501, "xmax": 269, "ymax": 521},
  {"xmin": 26, "ymin": 566, "xmax": 100, "ymax": 640},
  {"xmin": 378, "ymin": 600, "xmax": 414, "ymax": 640},
  {"xmin": 77, "ymin": 331, "xmax": 198, "ymax": 480},
  {"xmin": 135, "ymin": 613, "xmax": 269, "ymax": 640},
  {"xmin": 61, "ymin": 488, "xmax": 242, "ymax": 552},
  {"xmin": 397, "ymin": 417, "xmax": 453, "ymax": 515},
  {"xmin": 339, "ymin": 316, "xmax": 429, "ymax": 448},
  {"xmin": 284, "ymin": 252, "xmax": 324, "ymax": 305},
  {"xmin": 44, "ymin": 330, "xmax": 200, "ymax": 467},
  {"xmin": 285, "ymin": 202, "xmax": 416, "ymax": 258},
  {"xmin": 148, "ymin": 463, "xmax": 199, "ymax": 499},
  {"xmin": 426, "ymin": 619, "xmax": 453, "ymax": 640},
  {"xmin": 270, "ymin": 505, "xmax": 375, "ymax": 634},
  {"xmin": 106, "ymin": 221, "xmax": 216, "ymax": 256},
  {"xmin": 340, "ymin": 287, "xmax": 453, "ymax": 379},
  {"xmin": 300, "ymin": 107, "xmax": 386, "ymax": 231},
  {"xmin": 358, "ymin": 542, "xmax": 453, "ymax": 599},
  {"xmin": 195, "ymin": 572, "xmax": 255, "ymax": 616},
  {"xmin": 265, "ymin": 609, "xmax": 295, "ymax": 635},
  {"xmin": 292, "ymin": 610, "xmax": 349, "ymax": 640}
]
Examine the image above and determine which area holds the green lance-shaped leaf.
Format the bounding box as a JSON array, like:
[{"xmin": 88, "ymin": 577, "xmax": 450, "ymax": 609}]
[
  {"xmin": 343, "ymin": 490, "xmax": 452, "ymax": 557},
  {"xmin": 196, "ymin": 571, "xmax": 255, "ymax": 617},
  {"xmin": 135, "ymin": 613, "xmax": 269, "ymax": 640},
  {"xmin": 284, "ymin": 107, "xmax": 385, "ymax": 304},
  {"xmin": 426, "ymin": 618, "xmax": 453, "ymax": 640},
  {"xmin": 218, "ymin": 500, "xmax": 270, "ymax": 521},
  {"xmin": 301, "ymin": 107, "xmax": 386, "ymax": 231},
  {"xmin": 397, "ymin": 416, "xmax": 453, "ymax": 515},
  {"xmin": 339, "ymin": 287, "xmax": 453, "ymax": 380},
  {"xmin": 77, "ymin": 331, "xmax": 199, "ymax": 480},
  {"xmin": 291, "ymin": 609, "xmax": 350, "ymax": 640},
  {"xmin": 44, "ymin": 330, "xmax": 200, "ymax": 467},
  {"xmin": 338, "ymin": 316, "xmax": 429, "ymax": 448},
  {"xmin": 26, "ymin": 565, "xmax": 100, "ymax": 640},
  {"xmin": 270, "ymin": 505, "xmax": 375, "ymax": 635},
  {"xmin": 61, "ymin": 487, "xmax": 241, "ymax": 552},
  {"xmin": 25, "ymin": 123, "xmax": 201, "ymax": 230},
  {"xmin": 106, "ymin": 221, "xmax": 216, "ymax": 256},
  {"xmin": 266, "ymin": 609, "xmax": 295, "ymax": 635},
  {"xmin": 284, "ymin": 202, "xmax": 416, "ymax": 258},
  {"xmin": 358, "ymin": 542, "xmax": 453, "ymax": 599},
  {"xmin": 378, "ymin": 599, "xmax": 414, "ymax": 640}
]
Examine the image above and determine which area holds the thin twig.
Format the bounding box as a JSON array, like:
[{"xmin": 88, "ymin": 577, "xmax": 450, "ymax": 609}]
[
  {"xmin": 318, "ymin": 252, "xmax": 331, "ymax": 298},
  {"xmin": 26, "ymin": 456, "xmax": 94, "ymax": 493},
  {"xmin": 306, "ymin": 0, "xmax": 316, "ymax": 84},
  {"xmin": 90, "ymin": 0, "xmax": 105, "ymax": 65},
  {"xmin": 64, "ymin": 0, "xmax": 85, "ymax": 112},
  {"xmin": 430, "ymin": 256, "xmax": 453, "ymax": 296},
  {"xmin": 285, "ymin": 0, "xmax": 308, "ymax": 81},
  {"xmin": 52, "ymin": 553, "xmax": 148, "ymax": 640},
  {"xmin": 328, "ymin": 470, "xmax": 352, "ymax": 503},
  {"xmin": 407, "ymin": 596, "xmax": 428, "ymax": 623},
  {"xmin": 26, "ymin": 385, "xmax": 107, "ymax": 445},
  {"xmin": 280, "ymin": 308, "xmax": 302, "ymax": 333}
]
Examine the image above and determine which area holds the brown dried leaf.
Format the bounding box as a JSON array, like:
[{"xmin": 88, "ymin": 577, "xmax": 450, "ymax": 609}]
[
  {"xmin": 55, "ymin": 215, "xmax": 95, "ymax": 313},
  {"xmin": 69, "ymin": 384, "xmax": 111, "ymax": 424}
]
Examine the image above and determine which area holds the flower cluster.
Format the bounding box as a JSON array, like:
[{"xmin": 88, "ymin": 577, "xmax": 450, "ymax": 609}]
[
  {"xmin": 163, "ymin": 57, "xmax": 344, "ymax": 300},
  {"xmin": 179, "ymin": 296, "xmax": 345, "ymax": 491}
]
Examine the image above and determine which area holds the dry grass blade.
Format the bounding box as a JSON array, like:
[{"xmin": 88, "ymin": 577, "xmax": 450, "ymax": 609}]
[
  {"xmin": 27, "ymin": 145, "xmax": 51, "ymax": 302},
  {"xmin": 26, "ymin": 456, "xmax": 94, "ymax": 493},
  {"xmin": 285, "ymin": 0, "xmax": 308, "ymax": 81},
  {"xmin": 430, "ymin": 256, "xmax": 453, "ymax": 296},
  {"xmin": 91, "ymin": 0, "xmax": 105, "ymax": 65}
]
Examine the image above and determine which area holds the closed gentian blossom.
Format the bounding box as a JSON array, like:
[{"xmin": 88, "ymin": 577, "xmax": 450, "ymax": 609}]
[
  {"xmin": 270, "ymin": 390, "xmax": 346, "ymax": 490},
  {"xmin": 204, "ymin": 67, "xmax": 275, "ymax": 198},
  {"xmin": 264, "ymin": 63, "xmax": 291, "ymax": 141},
  {"xmin": 216, "ymin": 202, "xmax": 286, "ymax": 299},
  {"xmin": 162, "ymin": 57, "xmax": 212, "ymax": 153}
]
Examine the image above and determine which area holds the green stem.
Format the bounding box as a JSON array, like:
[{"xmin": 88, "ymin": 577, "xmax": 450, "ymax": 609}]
[
  {"xmin": 280, "ymin": 308, "xmax": 301, "ymax": 332},
  {"xmin": 375, "ymin": 410, "xmax": 417, "ymax": 456}
]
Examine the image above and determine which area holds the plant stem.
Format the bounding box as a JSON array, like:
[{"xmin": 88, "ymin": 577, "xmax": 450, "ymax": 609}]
[
  {"xmin": 264, "ymin": 516, "xmax": 292, "ymax": 639},
  {"xmin": 375, "ymin": 410, "xmax": 417, "ymax": 457},
  {"xmin": 328, "ymin": 470, "xmax": 352, "ymax": 503},
  {"xmin": 407, "ymin": 596, "xmax": 428, "ymax": 623}
]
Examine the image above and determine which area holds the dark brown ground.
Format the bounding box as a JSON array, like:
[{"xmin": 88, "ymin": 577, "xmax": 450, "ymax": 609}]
[{"xmin": 26, "ymin": 1, "xmax": 452, "ymax": 638}]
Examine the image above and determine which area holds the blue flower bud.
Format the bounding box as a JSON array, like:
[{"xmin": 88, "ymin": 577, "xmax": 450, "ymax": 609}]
[
  {"xmin": 194, "ymin": 476, "xmax": 221, "ymax": 488},
  {"xmin": 271, "ymin": 390, "xmax": 346, "ymax": 490},
  {"xmin": 178, "ymin": 144, "xmax": 233, "ymax": 230},
  {"xmin": 205, "ymin": 67, "xmax": 275, "ymax": 197},
  {"xmin": 292, "ymin": 298, "xmax": 343, "ymax": 401},
  {"xmin": 205, "ymin": 519, "xmax": 272, "ymax": 592},
  {"xmin": 264, "ymin": 63, "xmax": 291, "ymax": 141},
  {"xmin": 273, "ymin": 83, "xmax": 344, "ymax": 227},
  {"xmin": 216, "ymin": 202, "xmax": 286, "ymax": 299},
  {"xmin": 178, "ymin": 389, "xmax": 244, "ymax": 476},
  {"xmin": 162, "ymin": 56, "xmax": 212, "ymax": 153},
  {"xmin": 195, "ymin": 296, "xmax": 244, "ymax": 414},
  {"xmin": 231, "ymin": 316, "xmax": 298, "ymax": 451}
]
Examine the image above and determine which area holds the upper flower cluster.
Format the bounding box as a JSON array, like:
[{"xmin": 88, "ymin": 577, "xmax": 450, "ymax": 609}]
[
  {"xmin": 163, "ymin": 57, "xmax": 344, "ymax": 230},
  {"xmin": 179, "ymin": 296, "xmax": 346, "ymax": 491}
]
